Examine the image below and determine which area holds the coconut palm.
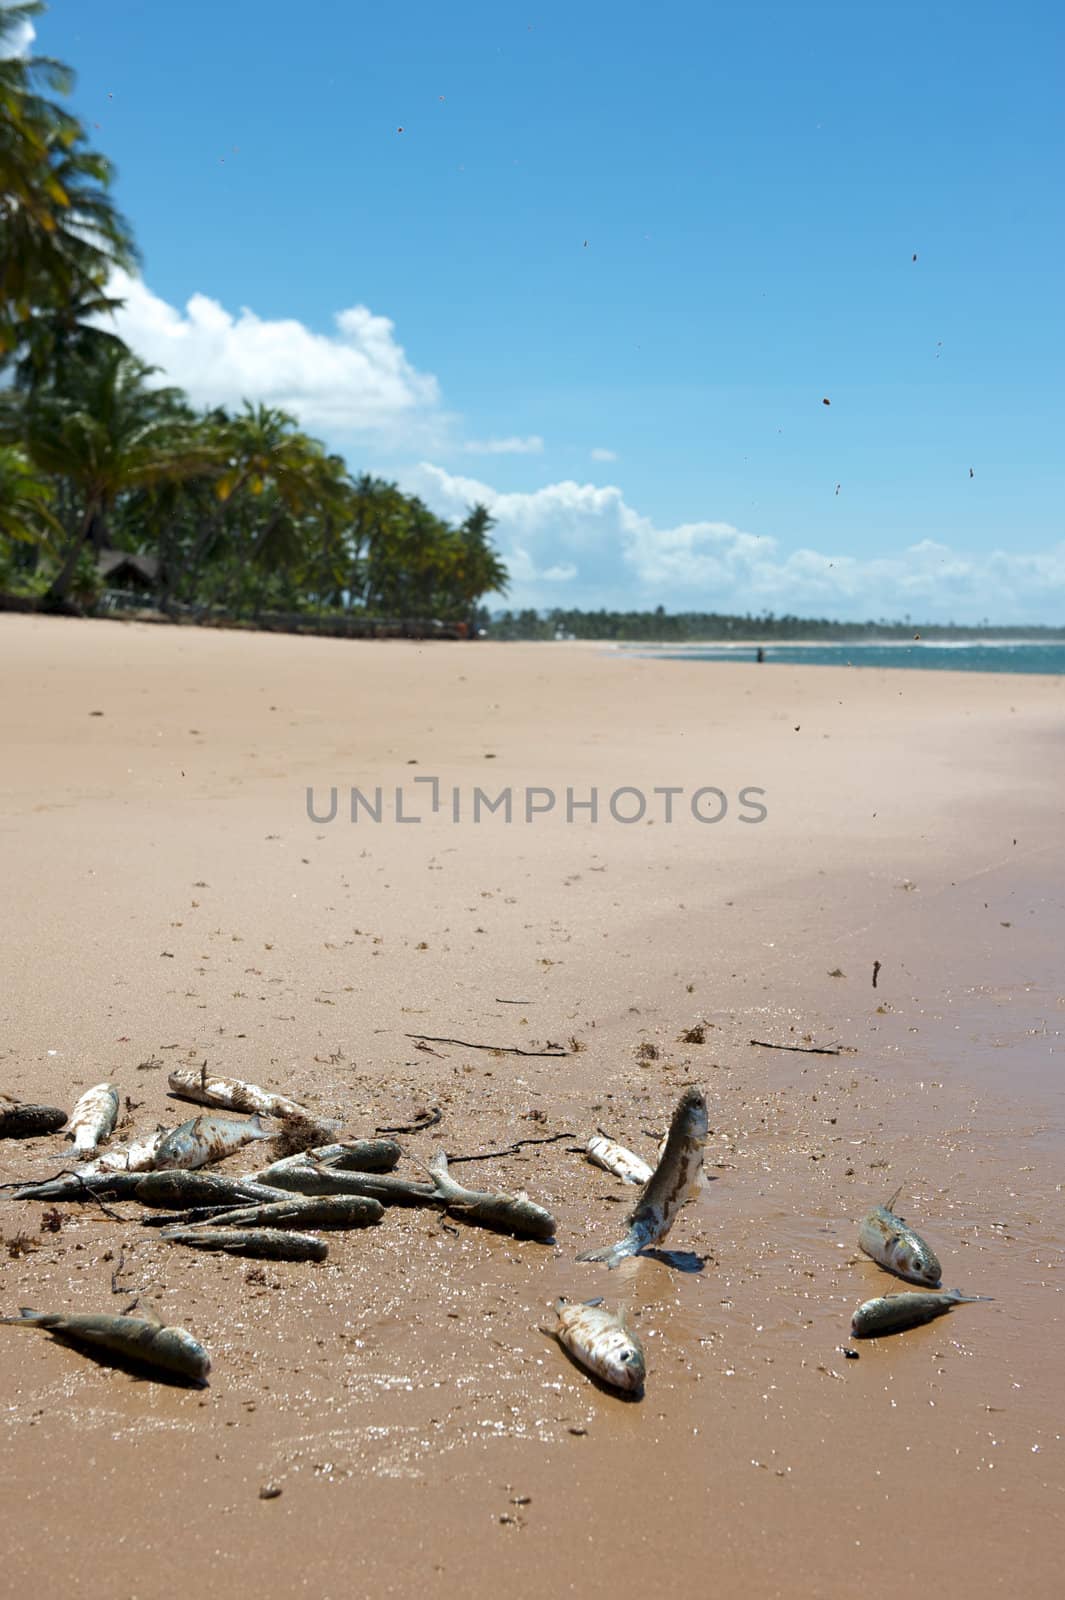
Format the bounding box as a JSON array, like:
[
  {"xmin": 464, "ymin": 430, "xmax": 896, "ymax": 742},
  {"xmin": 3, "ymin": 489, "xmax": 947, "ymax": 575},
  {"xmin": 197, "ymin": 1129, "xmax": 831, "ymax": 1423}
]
[
  {"xmin": 0, "ymin": 2, "xmax": 136, "ymax": 367},
  {"xmin": 2, "ymin": 343, "xmax": 210, "ymax": 602}
]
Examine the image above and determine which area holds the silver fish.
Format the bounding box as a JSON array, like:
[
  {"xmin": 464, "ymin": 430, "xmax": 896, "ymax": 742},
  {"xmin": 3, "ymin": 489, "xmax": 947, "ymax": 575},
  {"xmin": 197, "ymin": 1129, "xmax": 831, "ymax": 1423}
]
[
  {"xmin": 255, "ymin": 1139, "xmax": 402, "ymax": 1183},
  {"xmin": 62, "ymin": 1083, "xmax": 119, "ymax": 1159},
  {"xmin": 180, "ymin": 1194, "xmax": 384, "ymax": 1230},
  {"xmin": 150, "ymin": 1112, "xmax": 275, "ymax": 1171},
  {"xmin": 577, "ymin": 1086, "xmax": 708, "ymax": 1267},
  {"xmin": 160, "ymin": 1227, "xmax": 328, "ymax": 1262},
  {"xmin": 586, "ymin": 1133, "xmax": 654, "ymax": 1186},
  {"xmin": 167, "ymin": 1068, "xmax": 312, "ymax": 1120},
  {"xmin": 80, "ymin": 1127, "xmax": 171, "ymax": 1174},
  {"xmin": 858, "ymin": 1188, "xmax": 942, "ymax": 1286},
  {"xmin": 552, "ymin": 1297, "xmax": 646, "ymax": 1392},
  {"xmin": 851, "ymin": 1288, "xmax": 992, "ymax": 1338},
  {"xmin": 0, "ymin": 1306, "xmax": 211, "ymax": 1382},
  {"xmin": 426, "ymin": 1149, "xmax": 556, "ymax": 1240}
]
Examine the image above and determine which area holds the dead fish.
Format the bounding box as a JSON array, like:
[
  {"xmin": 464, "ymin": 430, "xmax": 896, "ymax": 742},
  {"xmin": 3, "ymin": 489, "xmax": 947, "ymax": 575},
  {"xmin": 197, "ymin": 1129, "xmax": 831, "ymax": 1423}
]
[
  {"xmin": 552, "ymin": 1297, "xmax": 646, "ymax": 1393},
  {"xmin": 851, "ymin": 1288, "xmax": 992, "ymax": 1338},
  {"xmin": 257, "ymin": 1139, "xmax": 402, "ymax": 1179},
  {"xmin": 858, "ymin": 1188, "xmax": 942, "ymax": 1285},
  {"xmin": 426, "ymin": 1149, "xmax": 556, "ymax": 1240},
  {"xmin": 0, "ymin": 1102, "xmax": 68, "ymax": 1140},
  {"xmin": 10, "ymin": 1171, "xmax": 147, "ymax": 1203},
  {"xmin": 150, "ymin": 1113, "xmax": 276, "ymax": 1171},
  {"xmin": 62, "ymin": 1083, "xmax": 119, "ymax": 1159},
  {"xmin": 167, "ymin": 1067, "xmax": 312, "ymax": 1120},
  {"xmin": 81, "ymin": 1127, "xmax": 171, "ymax": 1174},
  {"xmin": 0, "ymin": 1306, "xmax": 211, "ymax": 1383},
  {"xmin": 577, "ymin": 1086, "xmax": 708, "ymax": 1267},
  {"xmin": 160, "ymin": 1227, "xmax": 328, "ymax": 1262},
  {"xmin": 177, "ymin": 1194, "xmax": 384, "ymax": 1230},
  {"xmin": 586, "ymin": 1133, "xmax": 654, "ymax": 1186},
  {"xmin": 248, "ymin": 1163, "xmax": 422, "ymax": 1200},
  {"xmin": 134, "ymin": 1170, "xmax": 285, "ymax": 1209}
]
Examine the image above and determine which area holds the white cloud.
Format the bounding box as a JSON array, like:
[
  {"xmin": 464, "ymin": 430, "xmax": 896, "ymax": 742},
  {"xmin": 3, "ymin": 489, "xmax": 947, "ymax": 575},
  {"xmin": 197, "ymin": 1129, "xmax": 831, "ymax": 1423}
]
[
  {"xmin": 0, "ymin": 13, "xmax": 34, "ymax": 57},
  {"xmin": 100, "ymin": 270, "xmax": 442, "ymax": 442},
  {"xmin": 404, "ymin": 462, "xmax": 1065, "ymax": 623},
  {"xmin": 590, "ymin": 447, "xmax": 618, "ymax": 462},
  {"xmin": 462, "ymin": 436, "xmax": 544, "ymax": 456}
]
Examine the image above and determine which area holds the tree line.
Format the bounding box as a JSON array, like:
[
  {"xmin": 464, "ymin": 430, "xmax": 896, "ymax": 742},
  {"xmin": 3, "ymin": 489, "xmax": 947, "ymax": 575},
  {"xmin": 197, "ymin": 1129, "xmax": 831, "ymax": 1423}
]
[
  {"xmin": 485, "ymin": 607, "xmax": 1065, "ymax": 641},
  {"xmin": 0, "ymin": 3, "xmax": 507, "ymax": 625}
]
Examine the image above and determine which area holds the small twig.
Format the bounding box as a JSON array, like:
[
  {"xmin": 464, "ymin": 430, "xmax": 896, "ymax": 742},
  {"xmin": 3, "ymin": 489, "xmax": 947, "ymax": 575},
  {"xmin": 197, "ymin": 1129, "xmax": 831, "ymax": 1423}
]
[
  {"xmin": 749, "ymin": 1038, "xmax": 844, "ymax": 1057},
  {"xmin": 448, "ymin": 1131, "xmax": 575, "ymax": 1164},
  {"xmin": 494, "ymin": 998, "xmax": 531, "ymax": 1005},
  {"xmin": 375, "ymin": 1107, "xmax": 442, "ymax": 1135},
  {"xmin": 404, "ymin": 1033, "xmax": 568, "ymax": 1058},
  {"xmin": 63, "ymin": 1169, "xmax": 126, "ymax": 1221},
  {"xmin": 872, "ymin": 960, "xmax": 881, "ymax": 989}
]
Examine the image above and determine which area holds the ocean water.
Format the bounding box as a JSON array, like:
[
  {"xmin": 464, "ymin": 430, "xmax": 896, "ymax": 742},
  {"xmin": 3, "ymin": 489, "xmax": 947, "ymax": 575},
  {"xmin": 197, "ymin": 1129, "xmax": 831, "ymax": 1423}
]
[{"xmin": 619, "ymin": 640, "xmax": 1065, "ymax": 675}]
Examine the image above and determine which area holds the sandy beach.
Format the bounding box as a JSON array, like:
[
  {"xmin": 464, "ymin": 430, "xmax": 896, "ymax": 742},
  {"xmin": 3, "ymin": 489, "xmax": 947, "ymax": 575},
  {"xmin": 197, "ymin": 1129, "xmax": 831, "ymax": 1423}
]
[{"xmin": 1, "ymin": 613, "xmax": 1062, "ymax": 1599}]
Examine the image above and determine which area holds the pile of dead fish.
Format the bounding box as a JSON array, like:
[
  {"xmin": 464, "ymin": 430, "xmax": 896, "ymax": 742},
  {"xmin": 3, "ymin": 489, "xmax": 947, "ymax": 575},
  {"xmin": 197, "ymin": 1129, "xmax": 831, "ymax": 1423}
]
[
  {"xmin": 0, "ymin": 1069, "xmax": 556, "ymax": 1386},
  {"xmin": 1, "ymin": 1074, "xmax": 992, "ymax": 1395}
]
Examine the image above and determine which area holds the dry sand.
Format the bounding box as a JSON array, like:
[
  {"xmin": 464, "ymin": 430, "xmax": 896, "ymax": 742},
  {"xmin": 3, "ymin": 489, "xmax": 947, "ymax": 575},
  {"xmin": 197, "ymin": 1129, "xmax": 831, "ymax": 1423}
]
[{"xmin": 1, "ymin": 613, "xmax": 1062, "ymax": 1599}]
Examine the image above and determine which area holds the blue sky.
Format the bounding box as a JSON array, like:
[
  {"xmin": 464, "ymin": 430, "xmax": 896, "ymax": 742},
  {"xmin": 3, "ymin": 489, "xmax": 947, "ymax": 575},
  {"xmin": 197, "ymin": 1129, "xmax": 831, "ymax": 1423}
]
[{"xmin": 31, "ymin": 1, "xmax": 1065, "ymax": 620}]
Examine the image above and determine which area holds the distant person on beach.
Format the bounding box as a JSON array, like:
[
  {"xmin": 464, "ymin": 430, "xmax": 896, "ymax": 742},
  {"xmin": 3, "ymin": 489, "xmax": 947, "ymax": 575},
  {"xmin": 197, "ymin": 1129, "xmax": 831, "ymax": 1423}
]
[{"xmin": 756, "ymin": 647, "xmax": 765, "ymax": 663}]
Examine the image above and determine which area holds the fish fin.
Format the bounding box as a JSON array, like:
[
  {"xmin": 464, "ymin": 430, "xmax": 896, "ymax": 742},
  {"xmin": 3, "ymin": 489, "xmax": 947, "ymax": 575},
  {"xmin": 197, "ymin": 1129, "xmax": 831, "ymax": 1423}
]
[
  {"xmin": 580, "ymin": 1297, "xmax": 605, "ymax": 1309},
  {"xmin": 885, "ymin": 1185, "xmax": 904, "ymax": 1214},
  {"xmin": 575, "ymin": 1244, "xmax": 623, "ymax": 1268},
  {"xmin": 0, "ymin": 1308, "xmax": 45, "ymax": 1325}
]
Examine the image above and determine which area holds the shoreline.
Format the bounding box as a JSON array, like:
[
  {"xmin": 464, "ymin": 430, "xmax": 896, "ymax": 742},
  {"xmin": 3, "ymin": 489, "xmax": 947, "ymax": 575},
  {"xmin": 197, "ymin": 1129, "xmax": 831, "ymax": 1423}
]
[{"xmin": 1, "ymin": 615, "xmax": 1062, "ymax": 1598}]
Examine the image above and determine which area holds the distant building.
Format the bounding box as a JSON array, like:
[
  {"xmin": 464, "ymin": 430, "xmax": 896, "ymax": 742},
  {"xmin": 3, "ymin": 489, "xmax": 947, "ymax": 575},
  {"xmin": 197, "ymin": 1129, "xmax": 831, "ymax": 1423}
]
[{"xmin": 96, "ymin": 549, "xmax": 161, "ymax": 594}]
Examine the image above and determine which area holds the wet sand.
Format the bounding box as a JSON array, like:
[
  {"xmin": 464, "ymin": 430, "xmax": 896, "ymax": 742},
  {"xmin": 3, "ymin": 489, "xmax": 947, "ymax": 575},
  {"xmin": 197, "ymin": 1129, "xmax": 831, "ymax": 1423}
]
[{"xmin": 1, "ymin": 614, "xmax": 1062, "ymax": 1599}]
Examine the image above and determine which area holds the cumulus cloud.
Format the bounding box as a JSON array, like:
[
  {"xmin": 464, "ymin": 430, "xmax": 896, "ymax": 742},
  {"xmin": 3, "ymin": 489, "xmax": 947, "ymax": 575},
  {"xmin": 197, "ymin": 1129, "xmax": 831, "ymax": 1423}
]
[
  {"xmin": 462, "ymin": 436, "xmax": 544, "ymax": 455},
  {"xmin": 590, "ymin": 447, "xmax": 618, "ymax": 462},
  {"xmin": 100, "ymin": 270, "xmax": 441, "ymax": 442},
  {"xmin": 404, "ymin": 462, "xmax": 1065, "ymax": 623}
]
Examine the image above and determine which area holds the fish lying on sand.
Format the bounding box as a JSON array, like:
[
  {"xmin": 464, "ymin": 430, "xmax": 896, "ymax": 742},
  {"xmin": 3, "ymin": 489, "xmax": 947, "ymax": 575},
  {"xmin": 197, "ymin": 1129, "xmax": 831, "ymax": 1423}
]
[
  {"xmin": 851, "ymin": 1289, "xmax": 992, "ymax": 1338},
  {"xmin": 577, "ymin": 1086, "xmax": 708, "ymax": 1267},
  {"xmin": 551, "ymin": 1297, "xmax": 646, "ymax": 1393},
  {"xmin": 167, "ymin": 1070, "xmax": 342, "ymax": 1156},
  {"xmin": 62, "ymin": 1084, "xmax": 119, "ymax": 1159},
  {"xmin": 858, "ymin": 1188, "xmax": 942, "ymax": 1286},
  {"xmin": 249, "ymin": 1163, "xmax": 424, "ymax": 1201},
  {"xmin": 168, "ymin": 1194, "xmax": 384, "ymax": 1231},
  {"xmin": 134, "ymin": 1170, "xmax": 285, "ymax": 1208},
  {"xmin": 255, "ymin": 1139, "xmax": 402, "ymax": 1182},
  {"xmin": 0, "ymin": 1307, "xmax": 211, "ymax": 1383},
  {"xmin": 10, "ymin": 1171, "xmax": 148, "ymax": 1203},
  {"xmin": 586, "ymin": 1133, "xmax": 654, "ymax": 1186},
  {"xmin": 0, "ymin": 1100, "xmax": 67, "ymax": 1140},
  {"xmin": 160, "ymin": 1227, "xmax": 328, "ymax": 1262},
  {"xmin": 167, "ymin": 1067, "xmax": 312, "ymax": 1120},
  {"xmin": 81, "ymin": 1127, "xmax": 171, "ymax": 1174},
  {"xmin": 7, "ymin": 1169, "xmax": 275, "ymax": 1206},
  {"xmin": 150, "ymin": 1113, "xmax": 276, "ymax": 1171},
  {"xmin": 426, "ymin": 1149, "xmax": 556, "ymax": 1240}
]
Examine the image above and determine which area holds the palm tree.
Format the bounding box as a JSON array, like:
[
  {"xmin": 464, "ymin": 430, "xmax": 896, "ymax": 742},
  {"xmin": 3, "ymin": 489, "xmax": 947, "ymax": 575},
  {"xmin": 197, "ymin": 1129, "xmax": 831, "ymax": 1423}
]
[
  {"xmin": 0, "ymin": 2, "xmax": 137, "ymax": 369},
  {"xmin": 2, "ymin": 343, "xmax": 210, "ymax": 602}
]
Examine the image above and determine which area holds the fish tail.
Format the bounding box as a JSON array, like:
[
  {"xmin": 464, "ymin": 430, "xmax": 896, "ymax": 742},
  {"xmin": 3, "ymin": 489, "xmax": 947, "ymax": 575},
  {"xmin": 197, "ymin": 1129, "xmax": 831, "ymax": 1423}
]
[
  {"xmin": 946, "ymin": 1289, "xmax": 993, "ymax": 1304},
  {"xmin": 575, "ymin": 1243, "xmax": 626, "ymax": 1268},
  {"xmin": 0, "ymin": 1308, "xmax": 48, "ymax": 1326}
]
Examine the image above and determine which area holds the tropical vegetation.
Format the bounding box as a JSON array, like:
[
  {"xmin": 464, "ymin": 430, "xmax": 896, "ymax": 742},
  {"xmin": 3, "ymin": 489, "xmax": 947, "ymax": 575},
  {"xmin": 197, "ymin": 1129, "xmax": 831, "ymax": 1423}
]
[{"xmin": 0, "ymin": 2, "xmax": 507, "ymax": 627}]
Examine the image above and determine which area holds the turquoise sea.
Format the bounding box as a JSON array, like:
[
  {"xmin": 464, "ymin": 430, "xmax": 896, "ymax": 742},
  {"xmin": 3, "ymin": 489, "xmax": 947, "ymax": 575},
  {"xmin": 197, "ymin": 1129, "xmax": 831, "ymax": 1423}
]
[{"xmin": 620, "ymin": 640, "xmax": 1065, "ymax": 675}]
